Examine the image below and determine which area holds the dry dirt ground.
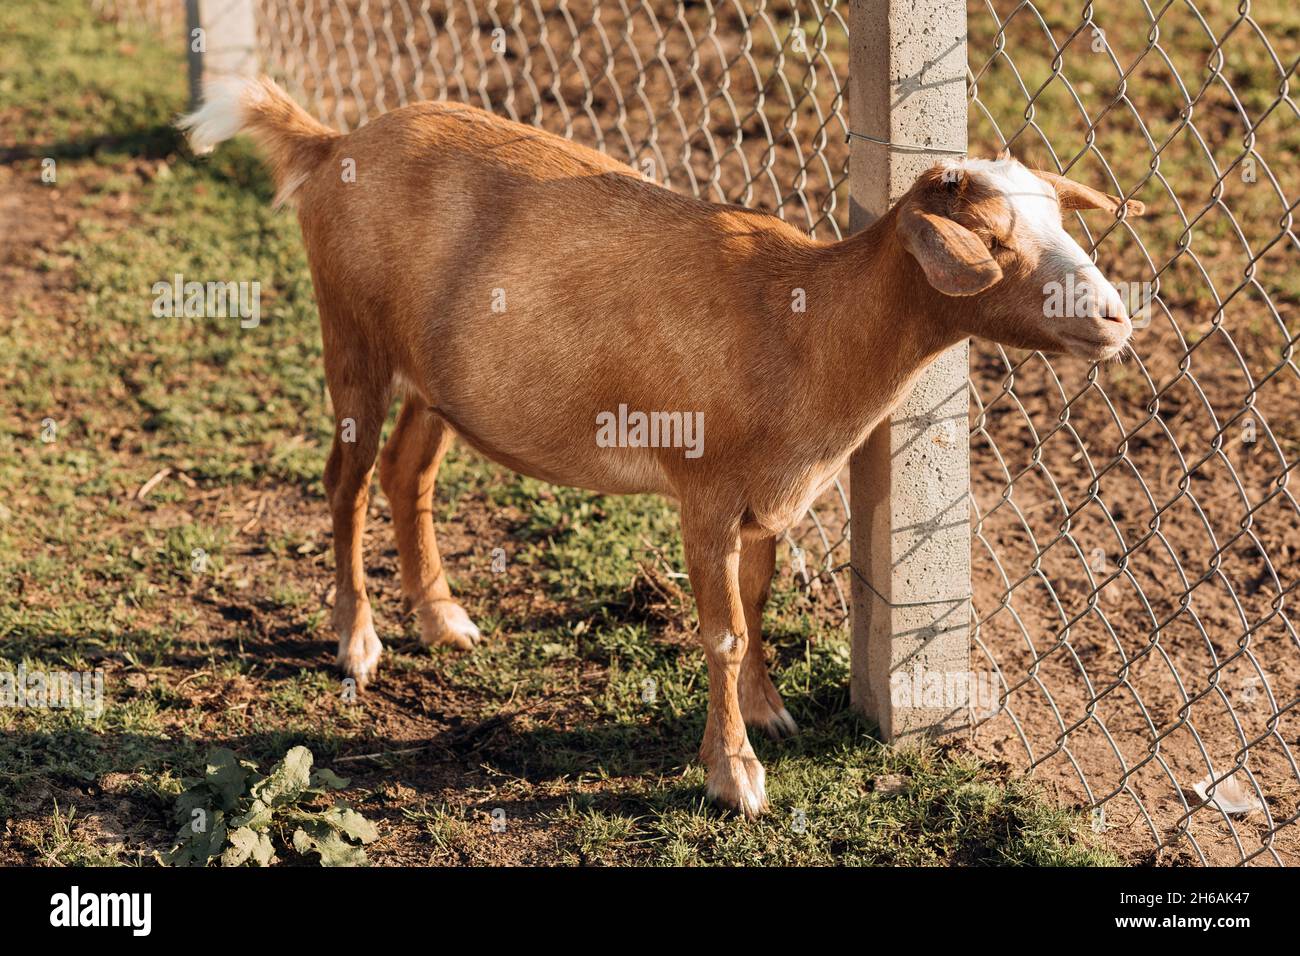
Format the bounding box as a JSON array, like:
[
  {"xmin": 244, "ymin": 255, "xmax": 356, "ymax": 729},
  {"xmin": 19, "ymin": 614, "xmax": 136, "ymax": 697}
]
[{"xmin": 4, "ymin": 0, "xmax": 1296, "ymax": 866}]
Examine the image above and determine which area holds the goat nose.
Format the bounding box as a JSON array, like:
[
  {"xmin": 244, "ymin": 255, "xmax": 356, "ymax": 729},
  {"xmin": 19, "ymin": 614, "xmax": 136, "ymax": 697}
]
[{"xmin": 1088, "ymin": 278, "xmax": 1128, "ymax": 324}]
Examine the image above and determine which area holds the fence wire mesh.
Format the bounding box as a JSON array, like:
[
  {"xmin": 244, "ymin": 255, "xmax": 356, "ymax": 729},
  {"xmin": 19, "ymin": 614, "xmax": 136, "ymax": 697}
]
[
  {"xmin": 965, "ymin": 1, "xmax": 1298, "ymax": 867},
  {"xmin": 92, "ymin": 0, "xmax": 1298, "ymax": 865}
]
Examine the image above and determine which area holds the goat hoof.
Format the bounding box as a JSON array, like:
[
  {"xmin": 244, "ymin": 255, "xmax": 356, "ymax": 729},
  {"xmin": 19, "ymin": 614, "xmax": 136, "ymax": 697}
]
[
  {"xmin": 749, "ymin": 705, "xmax": 799, "ymax": 740},
  {"xmin": 336, "ymin": 621, "xmax": 383, "ymax": 688},
  {"xmin": 416, "ymin": 600, "xmax": 481, "ymax": 651},
  {"xmin": 740, "ymin": 678, "xmax": 799, "ymax": 739},
  {"xmin": 706, "ymin": 754, "xmax": 769, "ymax": 819}
]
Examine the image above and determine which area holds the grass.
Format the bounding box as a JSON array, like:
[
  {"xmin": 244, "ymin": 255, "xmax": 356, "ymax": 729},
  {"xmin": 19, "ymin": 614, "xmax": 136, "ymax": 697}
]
[{"xmin": 0, "ymin": 0, "xmax": 1122, "ymax": 866}]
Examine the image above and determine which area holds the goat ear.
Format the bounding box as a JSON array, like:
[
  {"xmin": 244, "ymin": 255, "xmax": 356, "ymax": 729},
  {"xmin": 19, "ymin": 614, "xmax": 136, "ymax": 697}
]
[
  {"xmin": 897, "ymin": 207, "xmax": 1003, "ymax": 296},
  {"xmin": 1032, "ymin": 169, "xmax": 1146, "ymax": 217}
]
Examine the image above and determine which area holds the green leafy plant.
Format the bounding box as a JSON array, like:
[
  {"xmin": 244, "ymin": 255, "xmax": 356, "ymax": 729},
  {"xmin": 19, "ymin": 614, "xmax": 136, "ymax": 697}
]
[{"xmin": 164, "ymin": 746, "xmax": 377, "ymax": 866}]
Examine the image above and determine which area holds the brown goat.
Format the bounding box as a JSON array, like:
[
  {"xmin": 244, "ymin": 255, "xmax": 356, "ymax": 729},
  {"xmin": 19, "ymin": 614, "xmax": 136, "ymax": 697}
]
[{"xmin": 181, "ymin": 76, "xmax": 1143, "ymax": 817}]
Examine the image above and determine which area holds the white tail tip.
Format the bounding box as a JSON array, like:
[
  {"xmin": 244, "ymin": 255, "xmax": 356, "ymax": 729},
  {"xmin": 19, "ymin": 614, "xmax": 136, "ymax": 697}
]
[{"xmin": 177, "ymin": 75, "xmax": 264, "ymax": 154}]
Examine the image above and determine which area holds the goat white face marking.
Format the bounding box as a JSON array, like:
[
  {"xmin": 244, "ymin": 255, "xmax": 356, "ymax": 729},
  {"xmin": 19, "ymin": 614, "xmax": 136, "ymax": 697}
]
[
  {"xmin": 949, "ymin": 159, "xmax": 1127, "ymax": 320},
  {"xmin": 957, "ymin": 159, "xmax": 1060, "ymax": 235}
]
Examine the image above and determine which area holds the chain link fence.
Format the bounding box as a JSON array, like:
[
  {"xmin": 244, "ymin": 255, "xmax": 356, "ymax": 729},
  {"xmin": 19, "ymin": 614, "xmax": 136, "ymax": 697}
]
[
  {"xmin": 965, "ymin": 1, "xmax": 1297, "ymax": 867},
  {"xmin": 91, "ymin": 0, "xmax": 1298, "ymax": 865}
]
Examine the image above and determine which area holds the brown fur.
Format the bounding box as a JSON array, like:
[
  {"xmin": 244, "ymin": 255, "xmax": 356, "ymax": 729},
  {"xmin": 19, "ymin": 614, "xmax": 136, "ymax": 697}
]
[{"xmin": 195, "ymin": 78, "xmax": 1142, "ymax": 817}]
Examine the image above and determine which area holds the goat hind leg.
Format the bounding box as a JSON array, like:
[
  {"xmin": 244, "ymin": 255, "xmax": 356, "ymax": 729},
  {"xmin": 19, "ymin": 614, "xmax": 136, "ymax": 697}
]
[
  {"xmin": 325, "ymin": 381, "xmax": 389, "ymax": 688},
  {"xmin": 379, "ymin": 398, "xmax": 480, "ymax": 650}
]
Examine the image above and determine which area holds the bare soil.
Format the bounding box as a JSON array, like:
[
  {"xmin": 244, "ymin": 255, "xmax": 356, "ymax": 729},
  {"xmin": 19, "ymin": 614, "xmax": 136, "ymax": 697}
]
[{"xmin": 49, "ymin": 0, "xmax": 1300, "ymax": 866}]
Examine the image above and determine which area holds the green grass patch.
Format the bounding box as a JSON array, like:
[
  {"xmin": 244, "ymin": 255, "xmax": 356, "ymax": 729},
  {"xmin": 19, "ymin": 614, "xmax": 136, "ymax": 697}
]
[{"xmin": 0, "ymin": 0, "xmax": 1119, "ymax": 866}]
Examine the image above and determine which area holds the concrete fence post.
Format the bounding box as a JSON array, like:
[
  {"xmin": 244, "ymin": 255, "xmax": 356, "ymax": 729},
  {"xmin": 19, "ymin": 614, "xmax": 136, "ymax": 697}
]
[
  {"xmin": 187, "ymin": 0, "xmax": 259, "ymax": 109},
  {"xmin": 847, "ymin": 0, "xmax": 972, "ymax": 744}
]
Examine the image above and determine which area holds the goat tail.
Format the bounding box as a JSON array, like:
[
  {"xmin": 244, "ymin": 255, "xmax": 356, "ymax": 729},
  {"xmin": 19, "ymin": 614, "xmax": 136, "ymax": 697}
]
[{"xmin": 178, "ymin": 74, "xmax": 339, "ymax": 207}]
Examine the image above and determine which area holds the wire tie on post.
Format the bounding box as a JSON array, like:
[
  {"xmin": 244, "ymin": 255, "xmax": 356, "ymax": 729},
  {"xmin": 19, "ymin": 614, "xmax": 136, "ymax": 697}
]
[
  {"xmin": 823, "ymin": 562, "xmax": 972, "ymax": 609},
  {"xmin": 845, "ymin": 129, "xmax": 968, "ymax": 155}
]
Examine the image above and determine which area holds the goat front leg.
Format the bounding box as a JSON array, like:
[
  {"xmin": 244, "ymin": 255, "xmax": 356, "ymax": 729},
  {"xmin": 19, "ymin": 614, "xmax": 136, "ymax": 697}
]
[
  {"xmin": 738, "ymin": 536, "xmax": 797, "ymax": 739},
  {"xmin": 683, "ymin": 514, "xmax": 768, "ymax": 818}
]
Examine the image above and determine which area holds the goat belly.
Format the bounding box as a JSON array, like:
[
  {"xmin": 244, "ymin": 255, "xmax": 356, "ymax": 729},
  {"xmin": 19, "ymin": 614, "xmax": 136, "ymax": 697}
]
[{"xmin": 430, "ymin": 403, "xmax": 672, "ymax": 497}]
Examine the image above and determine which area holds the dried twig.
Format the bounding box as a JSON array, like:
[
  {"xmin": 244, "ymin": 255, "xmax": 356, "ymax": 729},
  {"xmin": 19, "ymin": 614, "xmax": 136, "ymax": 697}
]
[{"xmin": 135, "ymin": 467, "xmax": 172, "ymax": 501}]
